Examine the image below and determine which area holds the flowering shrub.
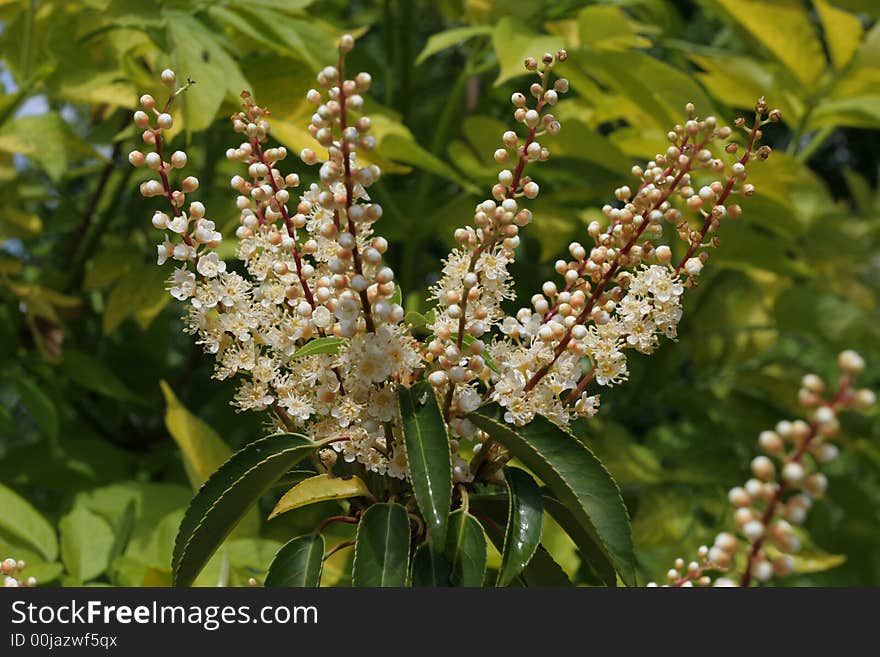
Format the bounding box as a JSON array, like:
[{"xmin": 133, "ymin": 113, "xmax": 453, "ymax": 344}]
[{"xmin": 127, "ymin": 33, "xmax": 875, "ymax": 588}]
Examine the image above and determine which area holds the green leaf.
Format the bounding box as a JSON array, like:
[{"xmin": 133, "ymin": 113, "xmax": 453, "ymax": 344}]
[
  {"xmin": 491, "ymin": 17, "xmax": 565, "ymax": 86},
  {"xmin": 101, "ymin": 265, "xmax": 170, "ymax": 335},
  {"xmin": 172, "ymin": 433, "xmax": 319, "ymax": 586},
  {"xmin": 573, "ymin": 49, "xmax": 715, "ymax": 130},
  {"xmin": 0, "ymin": 207, "xmax": 42, "ymax": 238},
  {"xmin": 390, "ymin": 284, "xmax": 403, "ymax": 307},
  {"xmin": 825, "ymin": 23, "xmax": 880, "ymax": 103},
  {"xmin": 352, "ymin": 503, "xmax": 410, "ymax": 587},
  {"xmin": 577, "ymin": 5, "xmax": 655, "ymax": 51},
  {"xmin": 815, "ymin": 0, "xmax": 863, "ymax": 70},
  {"xmin": 370, "ymin": 114, "xmax": 468, "ymax": 187},
  {"xmin": 469, "ymin": 406, "xmax": 635, "ymax": 586},
  {"xmin": 236, "ymin": 5, "xmax": 337, "ymax": 72},
  {"xmin": 268, "ymin": 474, "xmax": 372, "ymax": 520},
  {"xmin": 497, "ymin": 467, "xmax": 543, "ymax": 586},
  {"xmin": 415, "ymin": 25, "xmax": 493, "ymax": 65},
  {"xmin": 59, "ymin": 505, "xmax": 115, "ymax": 583},
  {"xmin": 810, "ymin": 96, "xmax": 880, "ymax": 130},
  {"xmin": 707, "ymin": 0, "xmax": 825, "ymax": 91},
  {"xmin": 13, "ymin": 376, "xmax": 58, "ymax": 442},
  {"xmin": 471, "ymin": 493, "xmax": 571, "ymax": 587},
  {"xmin": 444, "ymin": 509, "xmax": 487, "ymax": 587},
  {"xmin": 542, "ymin": 495, "xmax": 616, "ymax": 587},
  {"xmin": 290, "ymin": 336, "xmax": 347, "ymax": 359},
  {"xmin": 107, "ymin": 499, "xmax": 136, "ymax": 570},
  {"xmin": 411, "ymin": 543, "xmax": 451, "ymax": 587},
  {"xmin": 0, "ymin": 112, "xmax": 99, "ymax": 182},
  {"xmin": 24, "ymin": 562, "xmax": 64, "ymax": 585},
  {"xmin": 264, "ymin": 534, "xmax": 324, "ymax": 587},
  {"xmin": 404, "ymin": 310, "xmax": 434, "ymax": 332},
  {"xmin": 166, "ymin": 12, "xmax": 250, "ymax": 132},
  {"xmin": 61, "ymin": 349, "xmax": 141, "ymax": 404},
  {"xmin": 687, "ymin": 52, "xmax": 803, "ymax": 126},
  {"xmin": 398, "ymin": 381, "xmax": 452, "ymax": 546},
  {"xmin": 0, "ymin": 483, "xmax": 58, "ymax": 561},
  {"xmin": 161, "ymin": 381, "xmax": 234, "ymax": 488}
]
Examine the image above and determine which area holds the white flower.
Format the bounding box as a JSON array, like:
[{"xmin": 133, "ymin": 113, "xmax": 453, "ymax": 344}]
[
  {"xmin": 196, "ymin": 252, "xmax": 227, "ymax": 278},
  {"xmin": 168, "ymin": 267, "xmax": 196, "ymax": 301},
  {"xmin": 594, "ymin": 352, "xmax": 628, "ymax": 386},
  {"xmin": 386, "ymin": 448, "xmax": 409, "ymax": 479},
  {"xmin": 684, "ymin": 257, "xmax": 703, "ymax": 276},
  {"xmin": 457, "ymin": 385, "xmax": 482, "ymax": 413},
  {"xmin": 168, "ymin": 214, "xmax": 189, "ymax": 234},
  {"xmin": 218, "ymin": 272, "xmax": 250, "ymax": 308},
  {"xmin": 233, "ymin": 381, "xmax": 273, "ymax": 411},
  {"xmin": 642, "ymin": 265, "xmax": 683, "ymax": 303},
  {"xmin": 156, "ymin": 238, "xmax": 173, "ymax": 265},
  {"xmin": 574, "ymin": 394, "xmax": 600, "ymax": 418},
  {"xmin": 312, "ymin": 305, "xmax": 333, "ymax": 329},
  {"xmin": 278, "ymin": 391, "xmax": 315, "ymax": 424},
  {"xmin": 475, "ymin": 248, "xmax": 509, "ymax": 281}
]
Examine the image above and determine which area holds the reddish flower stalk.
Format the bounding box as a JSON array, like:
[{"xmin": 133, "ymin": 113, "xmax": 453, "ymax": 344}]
[
  {"xmin": 337, "ymin": 49, "xmax": 375, "ymax": 334},
  {"xmin": 439, "ymin": 55, "xmax": 563, "ymax": 423},
  {"xmin": 651, "ymin": 350, "xmax": 875, "ymax": 588}
]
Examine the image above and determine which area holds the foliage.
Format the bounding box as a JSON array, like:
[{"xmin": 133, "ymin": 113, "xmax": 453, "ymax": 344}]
[{"xmin": 0, "ymin": 0, "xmax": 878, "ymax": 588}]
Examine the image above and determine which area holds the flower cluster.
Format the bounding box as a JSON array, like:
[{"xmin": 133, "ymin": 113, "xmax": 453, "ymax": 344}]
[
  {"xmin": 649, "ymin": 350, "xmax": 876, "ymax": 587},
  {"xmin": 2, "ymin": 557, "xmax": 35, "ymax": 587},
  {"xmin": 131, "ymin": 36, "xmax": 419, "ymax": 478},
  {"xmin": 427, "ymin": 68, "xmax": 778, "ymax": 438},
  {"xmin": 132, "ymin": 37, "xmax": 780, "ymax": 487}
]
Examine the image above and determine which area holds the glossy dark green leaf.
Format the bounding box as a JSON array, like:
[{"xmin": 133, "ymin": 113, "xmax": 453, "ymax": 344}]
[
  {"xmin": 411, "ymin": 543, "xmax": 451, "ymax": 587},
  {"xmin": 472, "ymin": 493, "xmax": 571, "ymax": 587},
  {"xmin": 497, "ymin": 467, "xmax": 543, "ymax": 586},
  {"xmin": 398, "ymin": 381, "xmax": 452, "ymax": 547},
  {"xmin": 445, "ymin": 509, "xmax": 487, "ymax": 587},
  {"xmin": 264, "ymin": 534, "xmax": 324, "ymax": 587},
  {"xmin": 352, "ymin": 503, "xmax": 410, "ymax": 587},
  {"xmin": 469, "ymin": 405, "xmax": 635, "ymax": 586},
  {"xmin": 172, "ymin": 434, "xmax": 319, "ymax": 587},
  {"xmin": 542, "ymin": 495, "xmax": 616, "ymax": 587}
]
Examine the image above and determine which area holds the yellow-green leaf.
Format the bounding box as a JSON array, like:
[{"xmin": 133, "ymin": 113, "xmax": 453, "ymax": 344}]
[
  {"xmin": 0, "ymin": 483, "xmax": 58, "ymax": 561},
  {"xmin": 688, "ymin": 52, "xmax": 804, "ymax": 124},
  {"xmin": 161, "ymin": 381, "xmax": 235, "ymax": 489},
  {"xmin": 59, "ymin": 505, "xmax": 114, "ymax": 583},
  {"xmin": 269, "ymin": 474, "xmax": 372, "ymax": 520},
  {"xmin": 764, "ymin": 528, "xmax": 846, "ymax": 575},
  {"xmin": 815, "ymin": 0, "xmax": 863, "ymax": 70},
  {"xmin": 708, "ymin": 0, "xmax": 826, "ymax": 91},
  {"xmin": 491, "ymin": 17, "xmax": 565, "ymax": 86},
  {"xmin": 416, "ymin": 25, "xmax": 492, "ymax": 65},
  {"xmin": 826, "ymin": 23, "xmax": 880, "ymax": 100},
  {"xmin": 166, "ymin": 12, "xmax": 250, "ymax": 132},
  {"xmin": 577, "ymin": 5, "xmax": 654, "ymax": 51},
  {"xmin": 290, "ymin": 336, "xmax": 347, "ymax": 359}
]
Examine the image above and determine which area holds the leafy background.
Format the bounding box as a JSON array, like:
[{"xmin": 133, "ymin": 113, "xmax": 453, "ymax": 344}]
[{"xmin": 0, "ymin": 0, "xmax": 878, "ymax": 586}]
